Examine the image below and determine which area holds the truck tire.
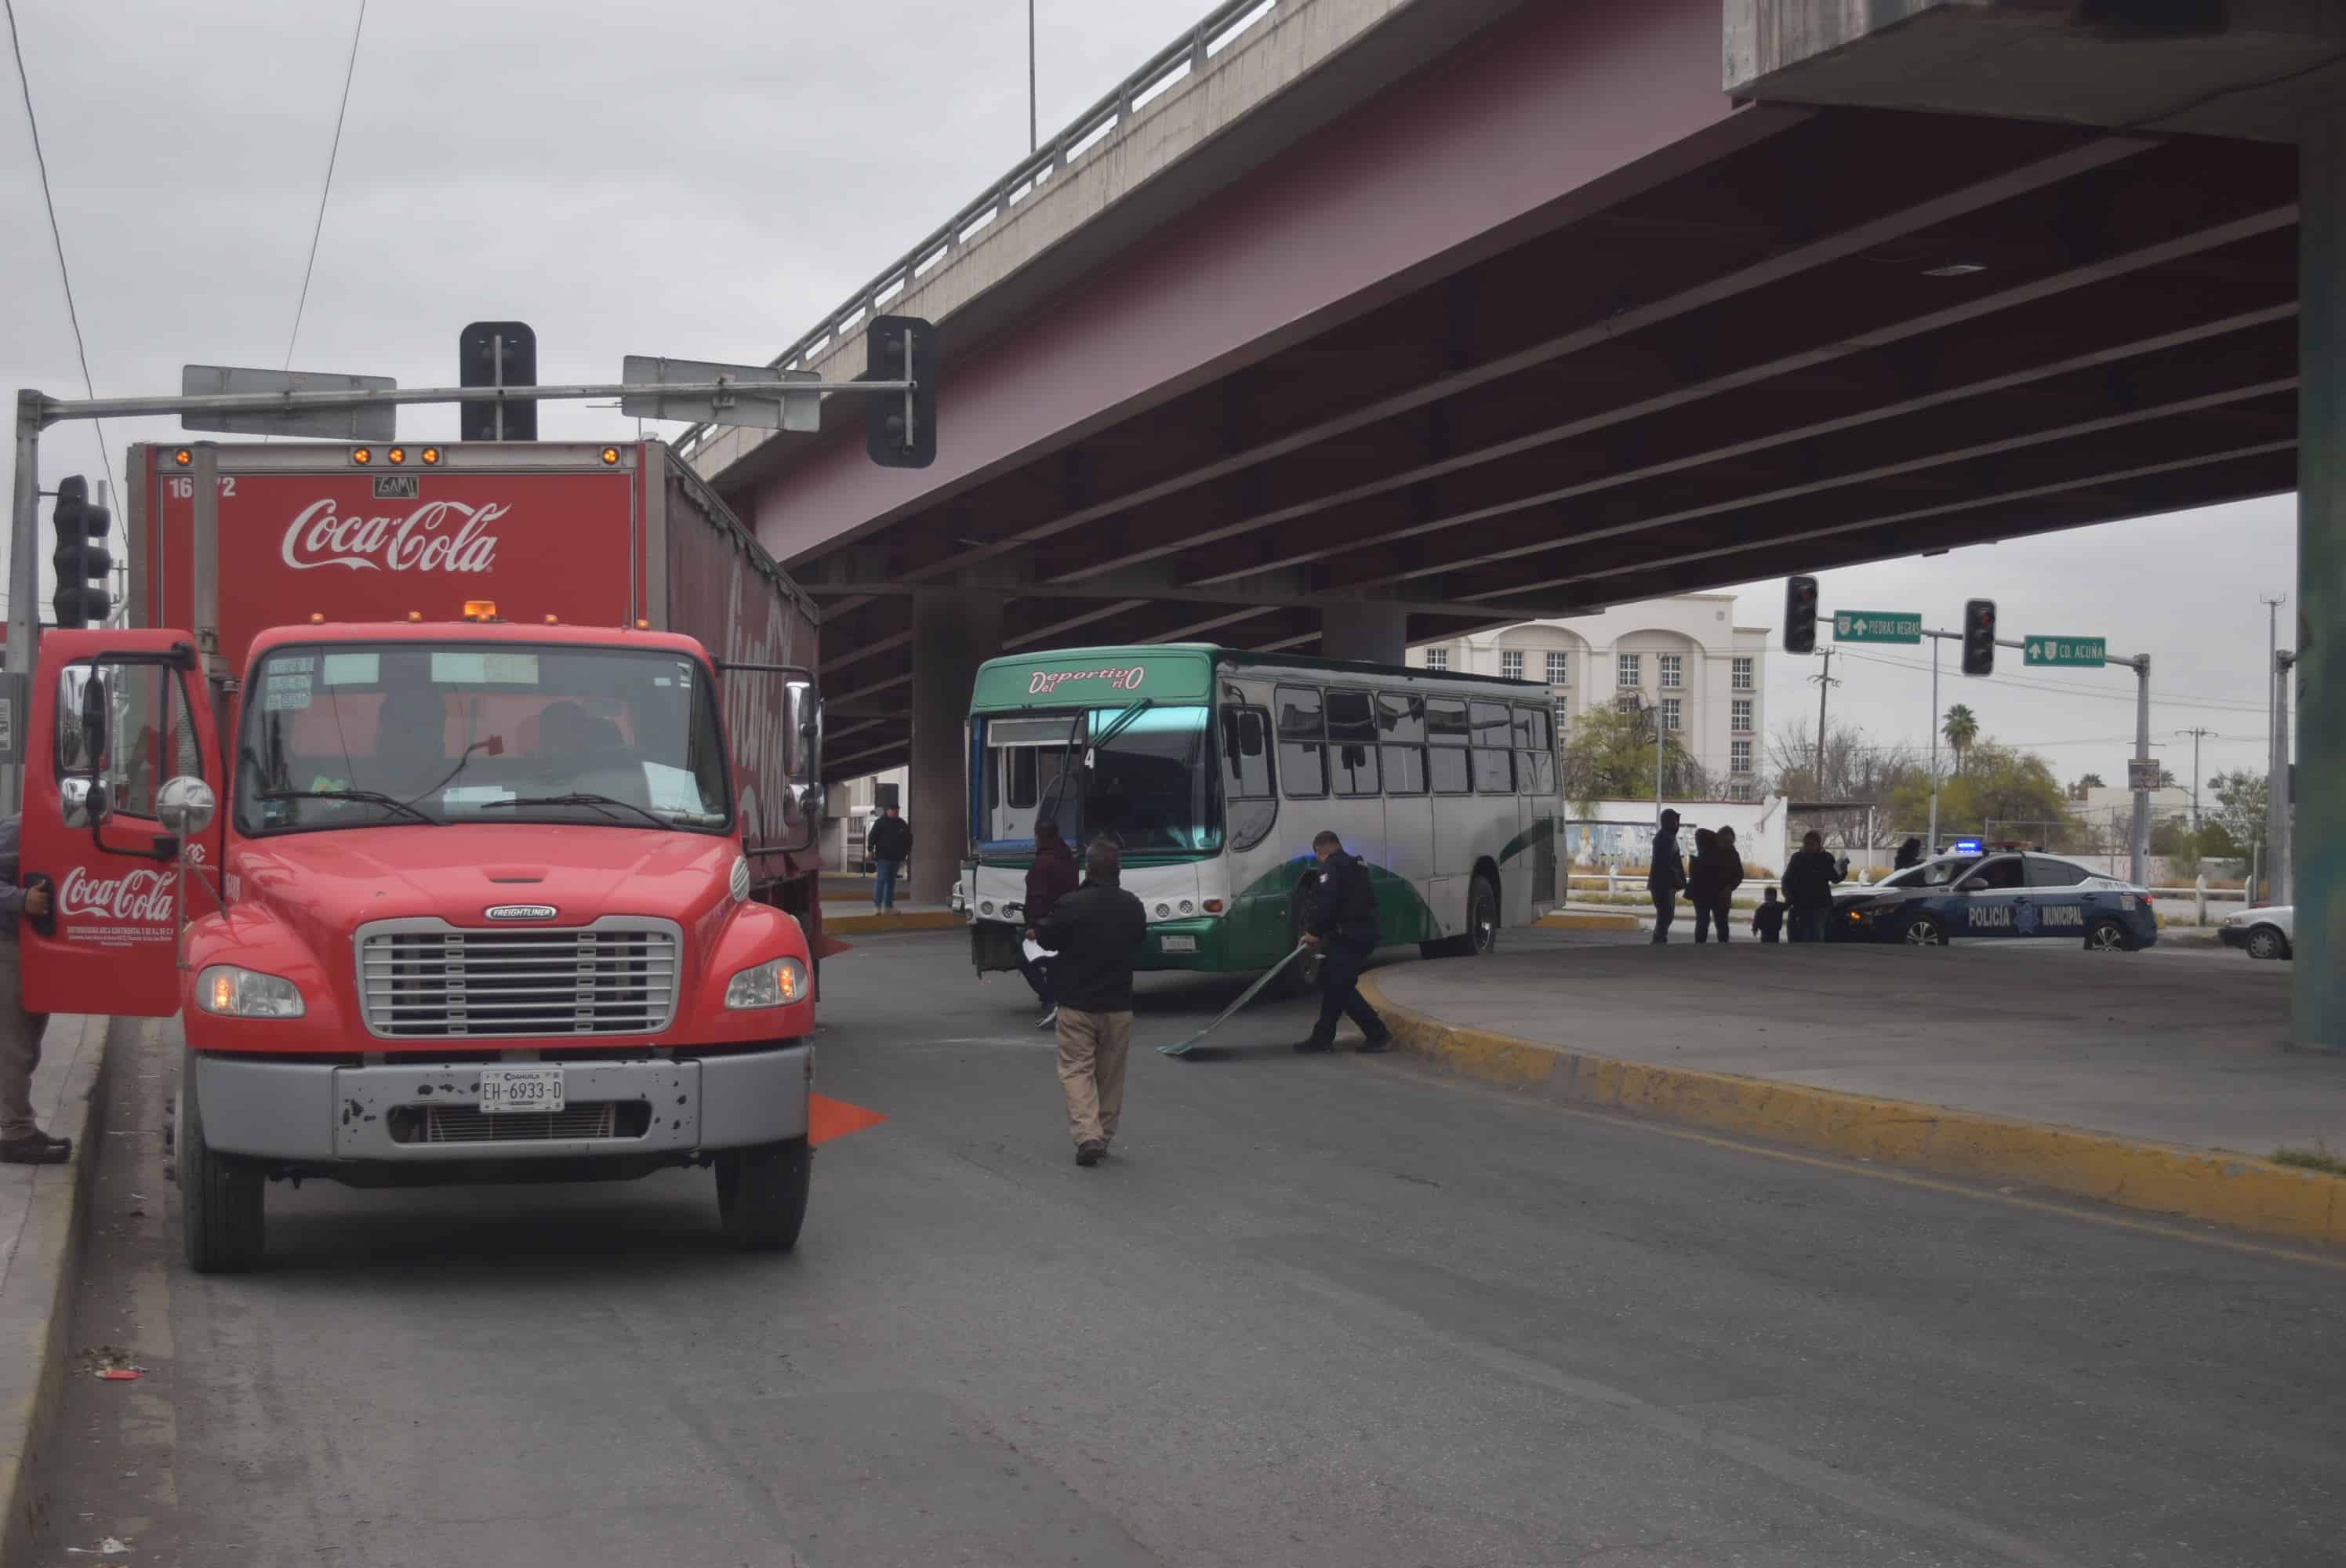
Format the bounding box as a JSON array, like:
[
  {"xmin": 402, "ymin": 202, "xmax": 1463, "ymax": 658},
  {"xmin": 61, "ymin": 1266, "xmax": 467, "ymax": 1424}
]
[
  {"xmin": 180, "ymin": 1059, "xmax": 265, "ymax": 1275},
  {"xmin": 717, "ymin": 1138, "xmax": 811, "ymax": 1253}
]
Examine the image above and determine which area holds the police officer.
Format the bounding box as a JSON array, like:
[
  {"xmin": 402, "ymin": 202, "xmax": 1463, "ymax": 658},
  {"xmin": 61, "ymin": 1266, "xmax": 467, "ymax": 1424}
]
[
  {"xmin": 0, "ymin": 815, "xmax": 67, "ymax": 1164},
  {"xmin": 1294, "ymin": 830, "xmax": 1392, "ymax": 1054}
]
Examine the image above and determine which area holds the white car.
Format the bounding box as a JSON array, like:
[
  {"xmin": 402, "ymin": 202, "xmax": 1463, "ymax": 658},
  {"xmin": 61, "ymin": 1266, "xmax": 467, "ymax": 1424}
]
[{"xmin": 2218, "ymin": 905, "xmax": 2293, "ymax": 960}]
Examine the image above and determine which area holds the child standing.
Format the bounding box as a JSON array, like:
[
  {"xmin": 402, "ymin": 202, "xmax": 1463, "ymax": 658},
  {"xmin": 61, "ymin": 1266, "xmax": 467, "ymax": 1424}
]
[{"xmin": 1752, "ymin": 886, "xmax": 1786, "ymax": 943}]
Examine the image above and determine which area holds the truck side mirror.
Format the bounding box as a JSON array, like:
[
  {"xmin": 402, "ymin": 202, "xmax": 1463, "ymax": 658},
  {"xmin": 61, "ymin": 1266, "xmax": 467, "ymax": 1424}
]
[
  {"xmin": 78, "ymin": 669, "xmax": 109, "ymax": 772},
  {"xmin": 158, "ymin": 775, "xmax": 217, "ymax": 837},
  {"xmin": 59, "ymin": 776, "xmax": 111, "ymax": 831},
  {"xmin": 785, "ymin": 681, "xmax": 823, "ymax": 785},
  {"xmin": 790, "ymin": 782, "xmax": 826, "ymax": 824}
]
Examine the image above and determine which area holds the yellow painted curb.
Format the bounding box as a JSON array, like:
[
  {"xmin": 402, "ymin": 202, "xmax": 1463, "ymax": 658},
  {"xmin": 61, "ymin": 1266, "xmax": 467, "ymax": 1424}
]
[
  {"xmin": 825, "ymin": 910, "xmax": 965, "ymax": 936},
  {"xmin": 1536, "ymin": 911, "xmax": 1643, "ymax": 931},
  {"xmin": 1358, "ymin": 975, "xmax": 2346, "ymax": 1249}
]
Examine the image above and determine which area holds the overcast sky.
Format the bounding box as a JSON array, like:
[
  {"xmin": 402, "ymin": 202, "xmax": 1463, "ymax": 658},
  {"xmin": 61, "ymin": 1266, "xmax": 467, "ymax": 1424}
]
[{"xmin": 3, "ymin": 0, "xmax": 2299, "ymax": 790}]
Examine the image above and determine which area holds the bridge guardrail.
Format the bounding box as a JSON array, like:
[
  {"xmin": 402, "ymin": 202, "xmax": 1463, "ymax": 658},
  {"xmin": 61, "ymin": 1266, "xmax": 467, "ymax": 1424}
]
[{"xmin": 676, "ymin": 0, "xmax": 1284, "ymax": 466}]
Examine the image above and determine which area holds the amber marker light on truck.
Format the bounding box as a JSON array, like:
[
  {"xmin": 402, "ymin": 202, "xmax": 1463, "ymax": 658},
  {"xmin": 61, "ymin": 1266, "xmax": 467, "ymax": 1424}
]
[
  {"xmin": 172, "ymin": 448, "xmax": 192, "ymax": 466},
  {"xmin": 600, "ymin": 446, "xmax": 621, "ymax": 464},
  {"xmin": 463, "ymin": 600, "xmax": 498, "ymax": 621},
  {"xmin": 420, "ymin": 446, "xmax": 441, "ymax": 465},
  {"xmin": 350, "ymin": 447, "xmax": 372, "ymax": 465},
  {"xmin": 387, "ymin": 447, "xmax": 406, "ymax": 465}
]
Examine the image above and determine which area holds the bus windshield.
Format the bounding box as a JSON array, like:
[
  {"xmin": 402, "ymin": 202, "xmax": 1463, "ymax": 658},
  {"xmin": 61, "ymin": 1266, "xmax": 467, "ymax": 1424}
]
[
  {"xmin": 996, "ymin": 705, "xmax": 1219, "ymax": 852},
  {"xmin": 234, "ymin": 642, "xmax": 733, "ymax": 835}
]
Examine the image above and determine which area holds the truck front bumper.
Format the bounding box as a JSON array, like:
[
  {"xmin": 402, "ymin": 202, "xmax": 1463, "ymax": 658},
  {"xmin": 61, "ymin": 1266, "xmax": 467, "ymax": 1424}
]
[{"xmin": 191, "ymin": 1043, "xmax": 812, "ymax": 1163}]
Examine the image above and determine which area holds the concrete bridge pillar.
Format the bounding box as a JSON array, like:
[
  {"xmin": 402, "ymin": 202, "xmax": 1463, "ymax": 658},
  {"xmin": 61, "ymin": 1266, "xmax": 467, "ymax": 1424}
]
[
  {"xmin": 908, "ymin": 588, "xmax": 1002, "ymax": 906},
  {"xmin": 2297, "ymin": 110, "xmax": 2343, "ymax": 1049},
  {"xmin": 1319, "ymin": 602, "xmax": 1407, "ymax": 666}
]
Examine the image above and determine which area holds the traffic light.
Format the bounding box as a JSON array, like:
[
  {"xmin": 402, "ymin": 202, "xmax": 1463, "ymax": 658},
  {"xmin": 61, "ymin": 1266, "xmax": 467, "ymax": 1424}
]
[
  {"xmin": 459, "ymin": 321, "xmax": 537, "ymax": 441},
  {"xmin": 864, "ymin": 314, "xmax": 938, "ymax": 469},
  {"xmin": 1783, "ymin": 575, "xmax": 1818, "ymax": 655},
  {"xmin": 49, "ymin": 475, "xmax": 112, "ymax": 629},
  {"xmin": 1962, "ymin": 597, "xmax": 1997, "ymax": 676}
]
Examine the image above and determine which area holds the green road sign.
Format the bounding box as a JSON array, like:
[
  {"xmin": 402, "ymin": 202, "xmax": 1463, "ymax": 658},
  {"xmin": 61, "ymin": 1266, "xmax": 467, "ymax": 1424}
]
[
  {"xmin": 1832, "ymin": 610, "xmax": 1923, "ymax": 644},
  {"xmin": 2024, "ymin": 636, "xmax": 2106, "ymax": 667}
]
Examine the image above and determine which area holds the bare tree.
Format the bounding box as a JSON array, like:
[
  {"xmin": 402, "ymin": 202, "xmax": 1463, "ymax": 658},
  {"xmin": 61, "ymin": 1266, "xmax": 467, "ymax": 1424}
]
[{"xmin": 1767, "ymin": 718, "xmax": 1924, "ymax": 848}]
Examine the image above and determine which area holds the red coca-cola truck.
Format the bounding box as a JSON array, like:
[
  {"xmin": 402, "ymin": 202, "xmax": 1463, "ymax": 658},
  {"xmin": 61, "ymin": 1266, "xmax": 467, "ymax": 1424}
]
[{"xmin": 15, "ymin": 438, "xmax": 827, "ymax": 1271}]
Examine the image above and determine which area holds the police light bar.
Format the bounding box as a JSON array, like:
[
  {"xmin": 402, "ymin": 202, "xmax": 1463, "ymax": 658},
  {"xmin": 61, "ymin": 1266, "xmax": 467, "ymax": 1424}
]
[{"xmin": 1952, "ymin": 838, "xmax": 1982, "ymax": 854}]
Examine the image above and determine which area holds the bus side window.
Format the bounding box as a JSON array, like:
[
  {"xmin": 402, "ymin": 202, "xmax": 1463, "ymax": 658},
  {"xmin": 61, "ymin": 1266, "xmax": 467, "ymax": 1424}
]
[
  {"xmin": 1276, "ymin": 684, "xmax": 1326, "ymax": 798},
  {"xmin": 1220, "ymin": 707, "xmax": 1277, "ymax": 851},
  {"xmin": 1426, "ymin": 697, "xmax": 1471, "ymax": 794},
  {"xmin": 1326, "ymin": 690, "xmax": 1380, "ymax": 797},
  {"xmin": 1378, "ymin": 691, "xmax": 1427, "ymax": 794},
  {"xmin": 1470, "ymin": 701, "xmax": 1514, "ymax": 794},
  {"xmin": 1516, "ymin": 706, "xmax": 1555, "ymax": 795}
]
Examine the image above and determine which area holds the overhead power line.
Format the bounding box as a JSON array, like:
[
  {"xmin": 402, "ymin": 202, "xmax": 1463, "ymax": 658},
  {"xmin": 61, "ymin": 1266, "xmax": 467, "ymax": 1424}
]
[
  {"xmin": 284, "ymin": 0, "xmax": 369, "ymax": 368},
  {"xmin": 1829, "ymin": 646, "xmax": 2271, "ymax": 714},
  {"xmin": 5, "ymin": 0, "xmax": 112, "ymax": 493}
]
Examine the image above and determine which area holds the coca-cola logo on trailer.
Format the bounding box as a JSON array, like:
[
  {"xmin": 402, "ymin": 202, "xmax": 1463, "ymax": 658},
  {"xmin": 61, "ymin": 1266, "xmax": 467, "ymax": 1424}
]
[
  {"xmin": 280, "ymin": 499, "xmax": 509, "ymax": 573},
  {"xmin": 58, "ymin": 866, "xmax": 174, "ymax": 926}
]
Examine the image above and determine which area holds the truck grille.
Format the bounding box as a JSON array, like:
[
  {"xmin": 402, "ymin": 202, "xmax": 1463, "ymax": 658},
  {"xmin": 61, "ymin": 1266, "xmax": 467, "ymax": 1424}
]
[
  {"xmin": 357, "ymin": 920, "xmax": 681, "ymax": 1039},
  {"xmin": 390, "ymin": 1102, "xmax": 653, "ymax": 1144}
]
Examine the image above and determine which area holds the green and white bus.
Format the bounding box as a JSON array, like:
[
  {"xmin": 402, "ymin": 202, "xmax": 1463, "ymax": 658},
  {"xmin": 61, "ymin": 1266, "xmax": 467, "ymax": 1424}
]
[{"xmin": 954, "ymin": 644, "xmax": 1561, "ymax": 982}]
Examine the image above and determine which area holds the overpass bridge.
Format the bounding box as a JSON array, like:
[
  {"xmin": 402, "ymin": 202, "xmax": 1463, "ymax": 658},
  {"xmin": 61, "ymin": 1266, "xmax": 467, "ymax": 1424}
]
[{"xmin": 694, "ymin": 0, "xmax": 2340, "ymax": 1046}]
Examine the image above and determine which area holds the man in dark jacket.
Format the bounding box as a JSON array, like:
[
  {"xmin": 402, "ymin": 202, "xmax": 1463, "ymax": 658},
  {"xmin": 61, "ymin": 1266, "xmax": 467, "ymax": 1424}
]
[
  {"xmin": 1032, "ymin": 840, "xmax": 1148, "ymax": 1166},
  {"xmin": 1295, "ymin": 830, "xmax": 1391, "ymax": 1054},
  {"xmin": 1781, "ymin": 829, "xmax": 1849, "ymax": 942},
  {"xmin": 1894, "ymin": 837, "xmax": 1923, "ymax": 872},
  {"xmin": 866, "ymin": 804, "xmax": 911, "ymax": 913},
  {"xmin": 1690, "ymin": 826, "xmax": 1745, "ymax": 944},
  {"xmin": 0, "ymin": 817, "xmax": 67, "ymax": 1165},
  {"xmin": 1018, "ymin": 818, "xmax": 1079, "ymax": 1028},
  {"xmin": 1647, "ymin": 810, "xmax": 1685, "ymax": 944}
]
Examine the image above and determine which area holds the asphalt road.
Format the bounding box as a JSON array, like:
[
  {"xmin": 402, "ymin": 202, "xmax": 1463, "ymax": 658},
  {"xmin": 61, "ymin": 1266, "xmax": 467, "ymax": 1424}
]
[{"xmin": 47, "ymin": 929, "xmax": 2346, "ymax": 1567}]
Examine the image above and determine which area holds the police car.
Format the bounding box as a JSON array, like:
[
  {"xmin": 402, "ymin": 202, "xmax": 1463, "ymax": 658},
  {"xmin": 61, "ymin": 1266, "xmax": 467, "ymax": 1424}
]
[{"xmin": 1829, "ymin": 848, "xmax": 2157, "ymax": 951}]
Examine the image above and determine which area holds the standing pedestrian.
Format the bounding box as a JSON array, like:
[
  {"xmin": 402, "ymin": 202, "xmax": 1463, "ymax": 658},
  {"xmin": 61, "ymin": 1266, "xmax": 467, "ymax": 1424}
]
[
  {"xmin": 1647, "ymin": 809, "xmax": 1685, "ymax": 944},
  {"xmin": 1752, "ymin": 886, "xmax": 1787, "ymax": 943},
  {"xmin": 1894, "ymin": 837, "xmax": 1924, "ymax": 872},
  {"xmin": 1294, "ymin": 829, "xmax": 1393, "ymax": 1054},
  {"xmin": 1, "ymin": 816, "xmax": 68, "ymax": 1165},
  {"xmin": 1692, "ymin": 826, "xmax": 1745, "ymax": 944},
  {"xmin": 866, "ymin": 803, "xmax": 911, "ymax": 914},
  {"xmin": 1031, "ymin": 840, "xmax": 1147, "ymax": 1167},
  {"xmin": 1018, "ymin": 817, "xmax": 1079, "ymax": 1029},
  {"xmin": 1781, "ymin": 829, "xmax": 1850, "ymax": 943}
]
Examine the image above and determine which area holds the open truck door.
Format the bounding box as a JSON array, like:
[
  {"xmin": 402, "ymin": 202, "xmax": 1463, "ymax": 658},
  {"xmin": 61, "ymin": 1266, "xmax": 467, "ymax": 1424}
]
[{"xmin": 18, "ymin": 629, "xmax": 221, "ymax": 1018}]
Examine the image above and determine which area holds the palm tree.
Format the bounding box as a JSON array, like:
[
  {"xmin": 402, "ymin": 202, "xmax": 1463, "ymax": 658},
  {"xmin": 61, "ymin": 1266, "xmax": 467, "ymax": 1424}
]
[{"xmin": 1942, "ymin": 704, "xmax": 1979, "ymax": 774}]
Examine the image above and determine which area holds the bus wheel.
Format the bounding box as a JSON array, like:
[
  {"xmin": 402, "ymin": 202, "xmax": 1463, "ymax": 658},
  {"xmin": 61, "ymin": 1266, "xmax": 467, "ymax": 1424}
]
[
  {"xmin": 1425, "ymin": 874, "xmax": 1499, "ymax": 960},
  {"xmin": 181, "ymin": 1056, "xmax": 265, "ymax": 1275},
  {"xmin": 717, "ymin": 1138, "xmax": 812, "ymax": 1252}
]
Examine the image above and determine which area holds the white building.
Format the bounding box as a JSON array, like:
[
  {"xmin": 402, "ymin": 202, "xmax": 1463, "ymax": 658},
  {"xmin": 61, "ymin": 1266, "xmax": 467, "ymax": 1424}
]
[{"xmin": 1409, "ymin": 593, "xmax": 1770, "ymax": 798}]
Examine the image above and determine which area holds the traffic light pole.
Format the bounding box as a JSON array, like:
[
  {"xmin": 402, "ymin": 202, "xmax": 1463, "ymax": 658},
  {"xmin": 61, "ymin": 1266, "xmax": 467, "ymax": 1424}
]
[{"xmin": 3, "ymin": 393, "xmax": 41, "ymax": 815}]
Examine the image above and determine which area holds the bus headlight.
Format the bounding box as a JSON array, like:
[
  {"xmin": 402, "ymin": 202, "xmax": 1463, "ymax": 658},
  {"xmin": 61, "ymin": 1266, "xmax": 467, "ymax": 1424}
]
[
  {"xmin": 195, "ymin": 965, "xmax": 306, "ymax": 1019},
  {"xmin": 726, "ymin": 956, "xmax": 808, "ymax": 1009}
]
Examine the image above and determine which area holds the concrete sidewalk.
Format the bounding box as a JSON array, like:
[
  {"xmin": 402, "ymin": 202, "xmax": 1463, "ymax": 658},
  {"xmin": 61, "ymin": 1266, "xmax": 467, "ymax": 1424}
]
[
  {"xmin": 823, "ymin": 900, "xmax": 962, "ymax": 936},
  {"xmin": 1363, "ymin": 943, "xmax": 2344, "ymax": 1246},
  {"xmin": 0, "ymin": 1014, "xmax": 112, "ymax": 1563}
]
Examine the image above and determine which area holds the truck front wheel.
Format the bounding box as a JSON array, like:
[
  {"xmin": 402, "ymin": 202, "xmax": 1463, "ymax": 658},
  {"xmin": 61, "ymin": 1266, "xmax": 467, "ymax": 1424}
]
[
  {"xmin": 180, "ymin": 1058, "xmax": 265, "ymax": 1274},
  {"xmin": 715, "ymin": 1138, "xmax": 811, "ymax": 1253}
]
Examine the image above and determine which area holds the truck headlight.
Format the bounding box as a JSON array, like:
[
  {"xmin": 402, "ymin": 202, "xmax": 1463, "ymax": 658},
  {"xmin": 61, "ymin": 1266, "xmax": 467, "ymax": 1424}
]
[
  {"xmin": 195, "ymin": 965, "xmax": 306, "ymax": 1019},
  {"xmin": 725, "ymin": 956, "xmax": 808, "ymax": 1009}
]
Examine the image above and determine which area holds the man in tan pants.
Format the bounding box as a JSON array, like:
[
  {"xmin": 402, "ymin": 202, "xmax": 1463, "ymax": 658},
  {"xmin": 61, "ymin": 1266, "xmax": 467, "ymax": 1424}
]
[
  {"xmin": 0, "ymin": 816, "xmax": 68, "ymax": 1165},
  {"xmin": 1030, "ymin": 840, "xmax": 1147, "ymax": 1167}
]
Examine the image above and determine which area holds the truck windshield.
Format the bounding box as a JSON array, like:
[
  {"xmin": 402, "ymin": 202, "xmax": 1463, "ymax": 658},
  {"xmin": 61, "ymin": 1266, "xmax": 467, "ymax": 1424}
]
[
  {"xmin": 1019, "ymin": 705, "xmax": 1219, "ymax": 852},
  {"xmin": 234, "ymin": 642, "xmax": 732, "ymax": 835}
]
